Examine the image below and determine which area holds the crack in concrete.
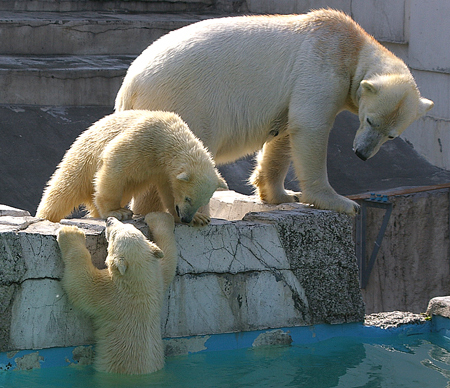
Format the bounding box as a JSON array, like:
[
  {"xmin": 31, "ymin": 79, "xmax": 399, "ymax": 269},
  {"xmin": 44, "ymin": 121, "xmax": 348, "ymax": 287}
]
[{"xmin": 5, "ymin": 276, "xmax": 61, "ymax": 287}]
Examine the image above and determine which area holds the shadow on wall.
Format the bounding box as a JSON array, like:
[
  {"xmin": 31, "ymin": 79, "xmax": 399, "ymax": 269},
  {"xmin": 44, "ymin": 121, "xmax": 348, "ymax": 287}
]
[{"xmin": 1, "ymin": 106, "xmax": 450, "ymax": 214}]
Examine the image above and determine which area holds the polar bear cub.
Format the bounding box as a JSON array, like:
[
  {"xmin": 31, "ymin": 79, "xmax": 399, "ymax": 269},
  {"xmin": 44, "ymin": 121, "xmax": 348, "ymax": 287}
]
[
  {"xmin": 36, "ymin": 110, "xmax": 227, "ymax": 225},
  {"xmin": 57, "ymin": 212, "xmax": 177, "ymax": 374}
]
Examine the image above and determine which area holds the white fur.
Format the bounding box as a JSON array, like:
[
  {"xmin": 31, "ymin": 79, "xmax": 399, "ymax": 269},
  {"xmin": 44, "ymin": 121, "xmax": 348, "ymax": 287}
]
[
  {"xmin": 57, "ymin": 212, "xmax": 177, "ymax": 374},
  {"xmin": 36, "ymin": 110, "xmax": 227, "ymax": 225},
  {"xmin": 115, "ymin": 9, "xmax": 433, "ymax": 216}
]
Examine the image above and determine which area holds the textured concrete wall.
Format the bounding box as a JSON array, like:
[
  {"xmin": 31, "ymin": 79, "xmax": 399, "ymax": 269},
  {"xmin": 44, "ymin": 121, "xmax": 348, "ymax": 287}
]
[
  {"xmin": 0, "ymin": 194, "xmax": 364, "ymax": 353},
  {"xmin": 360, "ymin": 189, "xmax": 450, "ymax": 314},
  {"xmin": 402, "ymin": 0, "xmax": 450, "ymax": 170},
  {"xmin": 212, "ymin": 189, "xmax": 450, "ymax": 315}
]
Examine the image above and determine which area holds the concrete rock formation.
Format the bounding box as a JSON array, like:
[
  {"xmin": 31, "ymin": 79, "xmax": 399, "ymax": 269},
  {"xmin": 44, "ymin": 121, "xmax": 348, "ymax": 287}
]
[{"xmin": 0, "ymin": 194, "xmax": 365, "ymax": 352}]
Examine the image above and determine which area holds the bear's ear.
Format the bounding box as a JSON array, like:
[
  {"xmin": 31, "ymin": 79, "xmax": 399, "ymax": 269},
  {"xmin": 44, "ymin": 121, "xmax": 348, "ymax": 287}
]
[
  {"xmin": 361, "ymin": 80, "xmax": 378, "ymax": 94},
  {"xmin": 151, "ymin": 247, "xmax": 164, "ymax": 259},
  {"xmin": 176, "ymin": 172, "xmax": 190, "ymax": 182},
  {"xmin": 417, "ymin": 97, "xmax": 434, "ymax": 117},
  {"xmin": 111, "ymin": 256, "xmax": 128, "ymax": 275},
  {"xmin": 217, "ymin": 177, "xmax": 228, "ymax": 191}
]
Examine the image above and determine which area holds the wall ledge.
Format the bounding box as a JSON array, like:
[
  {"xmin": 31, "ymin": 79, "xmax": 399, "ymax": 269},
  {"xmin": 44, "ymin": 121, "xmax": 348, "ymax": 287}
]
[{"xmin": 0, "ymin": 191, "xmax": 364, "ymax": 352}]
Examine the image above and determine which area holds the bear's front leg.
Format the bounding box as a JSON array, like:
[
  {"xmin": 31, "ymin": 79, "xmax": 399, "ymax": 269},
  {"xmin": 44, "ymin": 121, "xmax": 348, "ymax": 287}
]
[
  {"xmin": 57, "ymin": 226, "xmax": 107, "ymax": 315},
  {"xmin": 289, "ymin": 128, "xmax": 359, "ymax": 216},
  {"xmin": 131, "ymin": 185, "xmax": 165, "ymax": 215},
  {"xmin": 144, "ymin": 212, "xmax": 178, "ymax": 290},
  {"xmin": 93, "ymin": 165, "xmax": 133, "ymax": 220},
  {"xmin": 57, "ymin": 225, "xmax": 89, "ymax": 261},
  {"xmin": 99, "ymin": 207, "xmax": 133, "ymax": 221}
]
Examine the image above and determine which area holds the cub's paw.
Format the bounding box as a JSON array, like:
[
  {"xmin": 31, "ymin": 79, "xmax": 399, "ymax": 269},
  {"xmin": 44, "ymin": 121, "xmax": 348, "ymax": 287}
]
[
  {"xmin": 56, "ymin": 225, "xmax": 86, "ymax": 250},
  {"xmin": 145, "ymin": 212, "xmax": 175, "ymax": 231},
  {"xmin": 191, "ymin": 212, "xmax": 211, "ymax": 227},
  {"xmin": 102, "ymin": 208, "xmax": 133, "ymax": 221},
  {"xmin": 57, "ymin": 225, "xmax": 85, "ymax": 240}
]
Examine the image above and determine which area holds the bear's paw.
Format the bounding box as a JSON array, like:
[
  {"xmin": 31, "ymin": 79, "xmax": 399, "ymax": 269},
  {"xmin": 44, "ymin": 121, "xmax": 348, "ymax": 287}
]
[
  {"xmin": 191, "ymin": 212, "xmax": 211, "ymax": 227},
  {"xmin": 56, "ymin": 225, "xmax": 86, "ymax": 254},
  {"xmin": 101, "ymin": 208, "xmax": 133, "ymax": 221}
]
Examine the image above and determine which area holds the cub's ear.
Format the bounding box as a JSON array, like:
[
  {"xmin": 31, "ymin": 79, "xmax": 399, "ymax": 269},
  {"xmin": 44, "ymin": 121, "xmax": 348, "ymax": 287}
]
[
  {"xmin": 360, "ymin": 80, "xmax": 378, "ymax": 94},
  {"xmin": 108, "ymin": 256, "xmax": 128, "ymax": 275},
  {"xmin": 176, "ymin": 172, "xmax": 190, "ymax": 182},
  {"xmin": 151, "ymin": 246, "xmax": 164, "ymax": 259},
  {"xmin": 417, "ymin": 97, "xmax": 434, "ymax": 117},
  {"xmin": 217, "ymin": 177, "xmax": 229, "ymax": 190}
]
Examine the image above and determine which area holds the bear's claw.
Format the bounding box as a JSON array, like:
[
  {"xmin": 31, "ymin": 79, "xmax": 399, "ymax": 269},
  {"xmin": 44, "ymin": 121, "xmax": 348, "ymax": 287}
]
[{"xmin": 191, "ymin": 212, "xmax": 211, "ymax": 227}]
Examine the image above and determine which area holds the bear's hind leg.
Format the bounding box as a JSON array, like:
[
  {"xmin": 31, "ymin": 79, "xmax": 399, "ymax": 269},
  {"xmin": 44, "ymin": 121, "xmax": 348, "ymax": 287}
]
[{"xmin": 249, "ymin": 134, "xmax": 299, "ymax": 204}]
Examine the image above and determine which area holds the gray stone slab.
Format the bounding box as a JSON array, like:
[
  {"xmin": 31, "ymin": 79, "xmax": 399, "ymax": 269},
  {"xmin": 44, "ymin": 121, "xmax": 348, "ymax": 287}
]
[
  {"xmin": 174, "ymin": 219, "xmax": 290, "ymax": 275},
  {"xmin": 427, "ymin": 296, "xmax": 450, "ymax": 319},
  {"xmin": 0, "ymin": 12, "xmax": 214, "ymax": 55},
  {"xmin": 364, "ymin": 311, "xmax": 428, "ymax": 329},
  {"xmin": 0, "ymin": 0, "xmax": 215, "ymax": 12},
  {"xmin": 0, "ymin": 205, "xmax": 30, "ymax": 217},
  {"xmin": 0, "ymin": 55, "xmax": 132, "ymax": 105},
  {"xmin": 244, "ymin": 209, "xmax": 364, "ymax": 324}
]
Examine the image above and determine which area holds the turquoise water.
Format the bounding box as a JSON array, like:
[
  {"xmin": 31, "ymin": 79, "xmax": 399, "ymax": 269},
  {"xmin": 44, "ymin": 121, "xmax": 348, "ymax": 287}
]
[{"xmin": 1, "ymin": 333, "xmax": 450, "ymax": 388}]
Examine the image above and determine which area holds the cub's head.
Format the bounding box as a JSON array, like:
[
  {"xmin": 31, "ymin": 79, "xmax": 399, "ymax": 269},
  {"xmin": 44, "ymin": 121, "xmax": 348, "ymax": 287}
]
[
  {"xmin": 104, "ymin": 217, "xmax": 163, "ymax": 276},
  {"xmin": 172, "ymin": 165, "xmax": 228, "ymax": 224},
  {"xmin": 353, "ymin": 74, "xmax": 434, "ymax": 161}
]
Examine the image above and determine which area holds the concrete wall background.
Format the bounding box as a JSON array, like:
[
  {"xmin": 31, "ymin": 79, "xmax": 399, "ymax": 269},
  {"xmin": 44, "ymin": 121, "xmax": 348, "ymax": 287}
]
[
  {"xmin": 359, "ymin": 188, "xmax": 450, "ymax": 314},
  {"xmin": 244, "ymin": 0, "xmax": 449, "ymax": 171}
]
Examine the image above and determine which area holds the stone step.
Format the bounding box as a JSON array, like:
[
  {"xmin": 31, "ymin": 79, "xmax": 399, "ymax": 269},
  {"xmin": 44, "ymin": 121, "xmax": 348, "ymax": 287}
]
[
  {"xmin": 0, "ymin": 11, "xmax": 211, "ymax": 55},
  {"xmin": 0, "ymin": 54, "xmax": 133, "ymax": 105},
  {"xmin": 0, "ymin": 11, "xmax": 217, "ymax": 105},
  {"xmin": 0, "ymin": 0, "xmax": 214, "ymax": 12}
]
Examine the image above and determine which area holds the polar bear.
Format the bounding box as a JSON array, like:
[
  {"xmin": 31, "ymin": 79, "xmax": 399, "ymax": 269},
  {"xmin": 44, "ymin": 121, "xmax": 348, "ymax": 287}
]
[
  {"xmin": 36, "ymin": 110, "xmax": 227, "ymax": 225},
  {"xmin": 115, "ymin": 9, "xmax": 434, "ymax": 216},
  {"xmin": 57, "ymin": 212, "xmax": 177, "ymax": 374}
]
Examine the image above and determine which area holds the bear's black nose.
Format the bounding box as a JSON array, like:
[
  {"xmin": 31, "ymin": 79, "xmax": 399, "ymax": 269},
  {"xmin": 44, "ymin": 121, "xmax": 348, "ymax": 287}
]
[
  {"xmin": 354, "ymin": 149, "xmax": 367, "ymax": 161},
  {"xmin": 181, "ymin": 216, "xmax": 193, "ymax": 224}
]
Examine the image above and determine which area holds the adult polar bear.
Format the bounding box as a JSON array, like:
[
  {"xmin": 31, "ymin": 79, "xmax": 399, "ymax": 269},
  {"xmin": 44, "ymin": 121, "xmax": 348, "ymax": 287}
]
[{"xmin": 115, "ymin": 9, "xmax": 434, "ymax": 215}]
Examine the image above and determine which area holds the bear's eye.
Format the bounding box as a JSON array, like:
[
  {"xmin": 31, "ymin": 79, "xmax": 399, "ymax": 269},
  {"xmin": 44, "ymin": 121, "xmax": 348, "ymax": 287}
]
[
  {"xmin": 388, "ymin": 135, "xmax": 395, "ymax": 139},
  {"xmin": 366, "ymin": 118, "xmax": 373, "ymax": 126},
  {"xmin": 185, "ymin": 197, "xmax": 192, "ymax": 204}
]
